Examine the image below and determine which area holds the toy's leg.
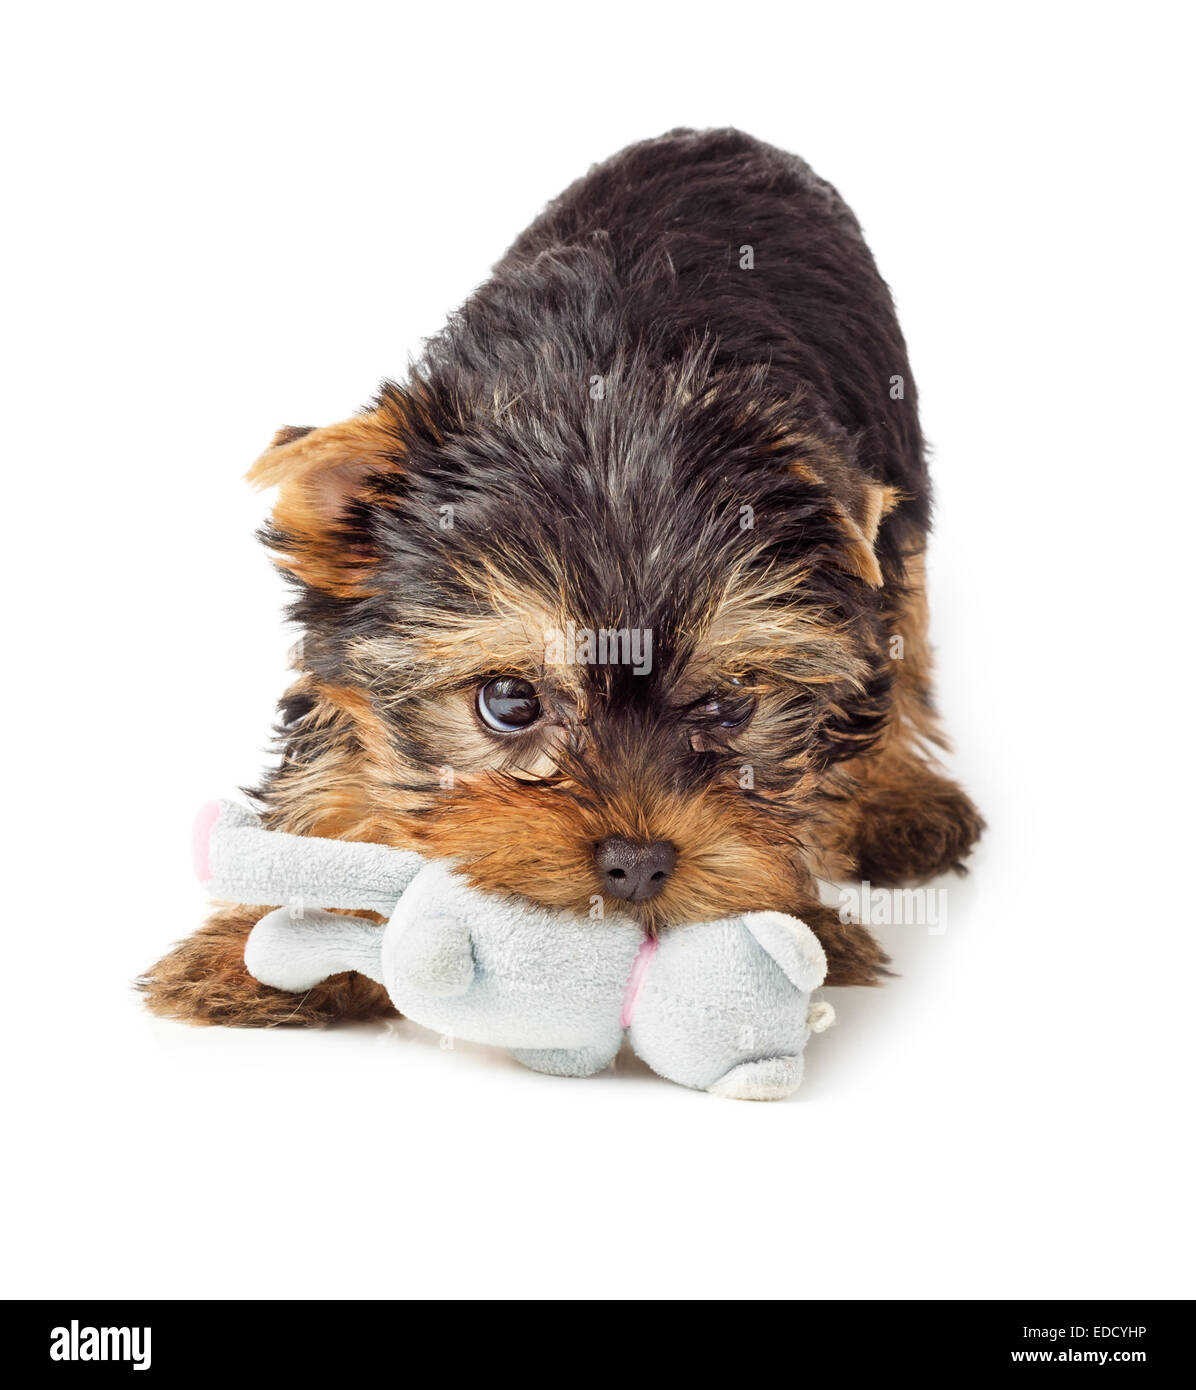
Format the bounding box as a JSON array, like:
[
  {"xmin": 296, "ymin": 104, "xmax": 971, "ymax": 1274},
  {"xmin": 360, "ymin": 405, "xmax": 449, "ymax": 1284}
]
[
  {"xmin": 510, "ymin": 1043, "xmax": 620, "ymax": 1078},
  {"xmin": 707, "ymin": 1055, "xmax": 805, "ymax": 1102},
  {"xmin": 138, "ymin": 903, "xmax": 396, "ymax": 1027}
]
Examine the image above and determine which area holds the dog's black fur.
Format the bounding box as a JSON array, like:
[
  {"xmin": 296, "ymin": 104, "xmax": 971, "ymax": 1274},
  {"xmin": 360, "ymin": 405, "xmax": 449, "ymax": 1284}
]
[{"xmin": 455, "ymin": 125, "xmax": 927, "ymax": 556}]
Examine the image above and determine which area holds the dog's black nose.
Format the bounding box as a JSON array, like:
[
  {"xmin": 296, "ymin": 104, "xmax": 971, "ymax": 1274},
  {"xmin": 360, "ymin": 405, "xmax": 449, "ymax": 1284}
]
[{"xmin": 594, "ymin": 837, "xmax": 676, "ymax": 902}]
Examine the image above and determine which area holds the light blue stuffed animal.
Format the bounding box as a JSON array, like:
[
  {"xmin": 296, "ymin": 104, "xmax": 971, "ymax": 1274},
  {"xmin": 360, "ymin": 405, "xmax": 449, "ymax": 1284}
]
[{"xmin": 196, "ymin": 801, "xmax": 835, "ymax": 1100}]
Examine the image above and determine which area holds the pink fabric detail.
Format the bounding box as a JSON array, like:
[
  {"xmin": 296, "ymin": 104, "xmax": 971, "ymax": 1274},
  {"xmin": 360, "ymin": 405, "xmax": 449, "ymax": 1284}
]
[
  {"xmin": 192, "ymin": 801, "xmax": 221, "ymax": 884},
  {"xmin": 620, "ymin": 936, "xmax": 659, "ymax": 1028}
]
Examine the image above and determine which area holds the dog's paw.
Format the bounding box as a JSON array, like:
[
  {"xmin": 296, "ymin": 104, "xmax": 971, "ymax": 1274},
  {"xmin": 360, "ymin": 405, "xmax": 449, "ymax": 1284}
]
[{"xmin": 853, "ymin": 776, "xmax": 984, "ymax": 884}]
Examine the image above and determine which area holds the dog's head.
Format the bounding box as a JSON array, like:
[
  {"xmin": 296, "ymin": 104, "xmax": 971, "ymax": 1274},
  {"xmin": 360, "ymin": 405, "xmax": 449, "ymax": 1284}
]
[{"xmin": 250, "ymin": 351, "xmax": 894, "ymax": 928}]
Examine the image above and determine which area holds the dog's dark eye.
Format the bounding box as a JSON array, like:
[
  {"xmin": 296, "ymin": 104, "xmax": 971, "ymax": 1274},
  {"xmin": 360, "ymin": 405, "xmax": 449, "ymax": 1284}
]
[
  {"xmin": 477, "ymin": 676, "xmax": 542, "ymax": 732},
  {"xmin": 701, "ymin": 678, "xmax": 757, "ymax": 729}
]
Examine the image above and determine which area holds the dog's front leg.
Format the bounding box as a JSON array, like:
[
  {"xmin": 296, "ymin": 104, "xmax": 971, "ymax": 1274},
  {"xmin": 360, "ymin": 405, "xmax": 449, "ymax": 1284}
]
[{"xmin": 138, "ymin": 902, "xmax": 396, "ymax": 1027}]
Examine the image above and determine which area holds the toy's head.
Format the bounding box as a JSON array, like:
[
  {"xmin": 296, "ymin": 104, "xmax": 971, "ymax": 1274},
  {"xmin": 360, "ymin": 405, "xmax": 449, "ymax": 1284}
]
[{"xmin": 248, "ymin": 333, "xmax": 892, "ymax": 932}]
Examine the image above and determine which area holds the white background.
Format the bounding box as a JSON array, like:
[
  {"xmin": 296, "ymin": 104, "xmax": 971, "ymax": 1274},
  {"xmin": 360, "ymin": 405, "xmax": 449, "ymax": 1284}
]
[{"xmin": 3, "ymin": 2, "xmax": 1192, "ymax": 1301}]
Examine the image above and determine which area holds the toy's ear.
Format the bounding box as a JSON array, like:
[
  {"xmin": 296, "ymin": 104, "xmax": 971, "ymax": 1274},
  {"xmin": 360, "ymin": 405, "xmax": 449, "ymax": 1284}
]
[
  {"xmin": 742, "ymin": 911, "xmax": 828, "ymax": 991},
  {"xmin": 246, "ymin": 386, "xmax": 409, "ymax": 596},
  {"xmin": 244, "ymin": 906, "xmax": 387, "ymax": 992}
]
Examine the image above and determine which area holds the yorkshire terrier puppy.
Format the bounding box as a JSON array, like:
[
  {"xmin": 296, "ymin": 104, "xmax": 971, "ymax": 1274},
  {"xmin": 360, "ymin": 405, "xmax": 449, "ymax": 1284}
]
[{"xmin": 142, "ymin": 128, "xmax": 982, "ymax": 1026}]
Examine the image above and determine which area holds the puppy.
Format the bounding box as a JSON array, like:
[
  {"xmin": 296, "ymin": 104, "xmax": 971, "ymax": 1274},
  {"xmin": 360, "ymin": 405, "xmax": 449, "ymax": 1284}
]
[{"xmin": 142, "ymin": 128, "xmax": 982, "ymax": 1026}]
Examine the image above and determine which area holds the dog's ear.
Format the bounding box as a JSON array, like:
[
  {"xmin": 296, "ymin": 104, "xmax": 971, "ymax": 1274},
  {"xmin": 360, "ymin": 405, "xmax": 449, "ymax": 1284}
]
[
  {"xmin": 788, "ymin": 447, "xmax": 899, "ymax": 589},
  {"xmin": 831, "ymin": 482, "xmax": 900, "ymax": 588},
  {"xmin": 247, "ymin": 394, "xmax": 406, "ymax": 596}
]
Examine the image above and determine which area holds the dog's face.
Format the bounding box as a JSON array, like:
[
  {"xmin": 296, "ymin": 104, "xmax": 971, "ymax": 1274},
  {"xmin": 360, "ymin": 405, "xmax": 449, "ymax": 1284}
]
[{"xmin": 253, "ymin": 355, "xmax": 892, "ymax": 928}]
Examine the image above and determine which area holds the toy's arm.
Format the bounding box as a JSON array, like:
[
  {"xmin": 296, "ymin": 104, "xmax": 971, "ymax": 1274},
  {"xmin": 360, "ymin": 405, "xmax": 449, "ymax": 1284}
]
[
  {"xmin": 244, "ymin": 906, "xmax": 386, "ymax": 991},
  {"xmin": 242, "ymin": 863, "xmax": 477, "ymax": 998},
  {"xmin": 194, "ymin": 800, "xmax": 423, "ymax": 915},
  {"xmin": 742, "ymin": 911, "xmax": 828, "ymax": 992}
]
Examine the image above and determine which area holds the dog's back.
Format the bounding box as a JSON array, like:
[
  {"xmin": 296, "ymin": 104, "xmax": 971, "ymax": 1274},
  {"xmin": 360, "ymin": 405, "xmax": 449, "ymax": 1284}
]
[{"xmin": 431, "ymin": 128, "xmax": 928, "ymax": 567}]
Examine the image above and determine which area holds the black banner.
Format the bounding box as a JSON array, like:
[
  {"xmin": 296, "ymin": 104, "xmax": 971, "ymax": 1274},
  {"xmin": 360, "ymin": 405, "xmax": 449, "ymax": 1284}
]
[{"xmin": 10, "ymin": 1300, "xmax": 1183, "ymax": 1378}]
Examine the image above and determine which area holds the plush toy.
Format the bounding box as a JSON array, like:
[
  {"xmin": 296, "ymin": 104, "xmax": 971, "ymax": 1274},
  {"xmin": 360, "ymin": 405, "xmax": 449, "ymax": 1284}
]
[{"xmin": 195, "ymin": 801, "xmax": 835, "ymax": 1100}]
